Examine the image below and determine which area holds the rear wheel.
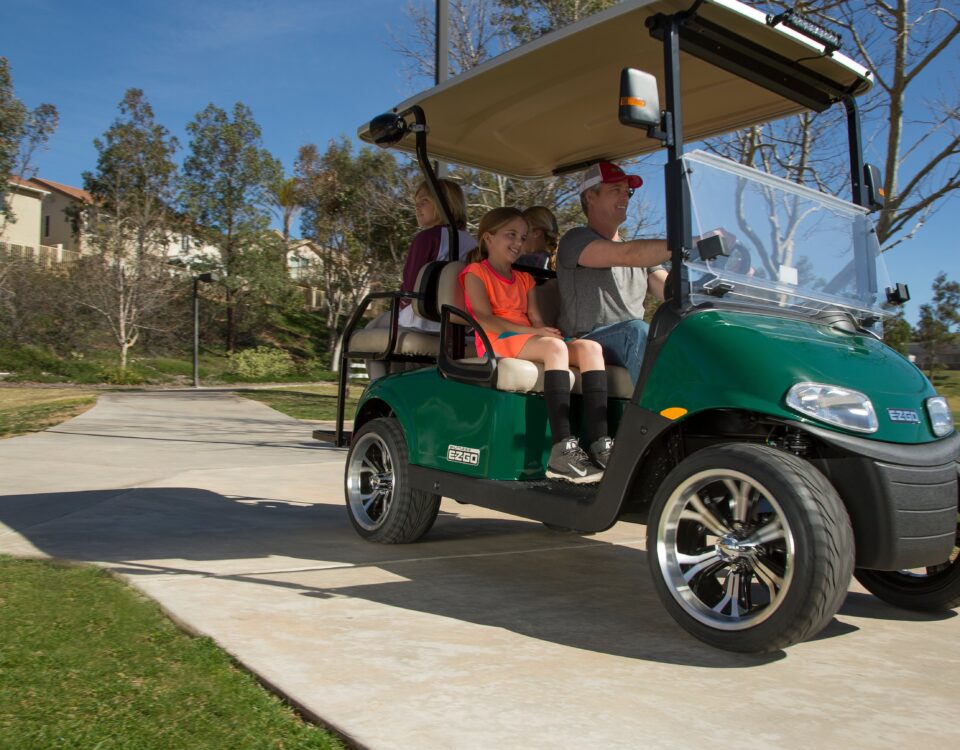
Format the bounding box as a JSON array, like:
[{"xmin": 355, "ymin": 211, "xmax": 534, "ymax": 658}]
[
  {"xmin": 344, "ymin": 417, "xmax": 440, "ymax": 543},
  {"xmin": 647, "ymin": 443, "xmax": 854, "ymax": 653}
]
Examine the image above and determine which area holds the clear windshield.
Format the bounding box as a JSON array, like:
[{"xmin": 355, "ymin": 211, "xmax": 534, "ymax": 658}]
[{"xmin": 683, "ymin": 150, "xmax": 891, "ymax": 320}]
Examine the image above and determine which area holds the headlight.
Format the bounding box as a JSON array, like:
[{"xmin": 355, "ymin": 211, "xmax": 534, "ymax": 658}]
[
  {"xmin": 926, "ymin": 397, "xmax": 955, "ymax": 438},
  {"xmin": 786, "ymin": 382, "xmax": 878, "ymax": 433}
]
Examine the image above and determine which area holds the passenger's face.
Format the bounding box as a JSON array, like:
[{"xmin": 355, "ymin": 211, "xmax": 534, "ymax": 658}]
[
  {"xmin": 591, "ymin": 181, "xmax": 633, "ymax": 225},
  {"xmin": 521, "ymin": 227, "xmax": 544, "ymax": 254},
  {"xmin": 484, "ymin": 218, "xmax": 528, "ymax": 265},
  {"xmin": 414, "ymin": 188, "xmax": 441, "ymax": 228}
]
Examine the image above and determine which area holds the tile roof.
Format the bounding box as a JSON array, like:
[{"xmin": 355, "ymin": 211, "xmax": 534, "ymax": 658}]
[
  {"xmin": 28, "ymin": 176, "xmax": 93, "ymax": 204},
  {"xmin": 8, "ymin": 175, "xmax": 50, "ymax": 194}
]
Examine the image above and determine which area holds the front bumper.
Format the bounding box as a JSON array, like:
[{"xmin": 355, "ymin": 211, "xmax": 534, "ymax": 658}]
[{"xmin": 807, "ymin": 428, "xmax": 959, "ymax": 570}]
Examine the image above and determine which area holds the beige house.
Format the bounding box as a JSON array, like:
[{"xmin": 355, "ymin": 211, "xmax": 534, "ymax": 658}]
[
  {"xmin": 1, "ymin": 175, "xmax": 92, "ymax": 266},
  {"xmin": 29, "ymin": 177, "xmax": 93, "ymax": 253},
  {"xmin": 1, "ymin": 176, "xmax": 49, "ymax": 248}
]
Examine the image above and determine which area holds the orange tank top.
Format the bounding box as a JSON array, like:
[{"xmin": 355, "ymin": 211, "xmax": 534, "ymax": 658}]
[{"xmin": 460, "ymin": 260, "xmax": 535, "ymax": 345}]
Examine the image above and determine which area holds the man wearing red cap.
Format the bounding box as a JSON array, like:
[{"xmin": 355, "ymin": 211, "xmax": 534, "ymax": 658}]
[{"xmin": 556, "ymin": 160, "xmax": 670, "ymax": 388}]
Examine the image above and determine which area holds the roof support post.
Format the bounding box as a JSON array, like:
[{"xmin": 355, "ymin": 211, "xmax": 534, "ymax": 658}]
[
  {"xmin": 661, "ymin": 14, "xmax": 690, "ymax": 307},
  {"xmin": 844, "ymin": 95, "xmax": 877, "ymax": 298},
  {"xmin": 408, "ymin": 105, "xmax": 459, "ymax": 261}
]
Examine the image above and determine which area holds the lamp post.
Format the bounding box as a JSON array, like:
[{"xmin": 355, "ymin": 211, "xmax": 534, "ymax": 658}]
[{"xmin": 192, "ymin": 272, "xmax": 215, "ymax": 388}]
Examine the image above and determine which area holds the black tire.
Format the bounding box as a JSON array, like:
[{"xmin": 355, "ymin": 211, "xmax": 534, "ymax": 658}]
[
  {"xmin": 344, "ymin": 417, "xmax": 440, "ymax": 543},
  {"xmin": 854, "ymin": 463, "xmax": 960, "ymax": 611},
  {"xmin": 646, "ymin": 443, "xmax": 854, "ymax": 653}
]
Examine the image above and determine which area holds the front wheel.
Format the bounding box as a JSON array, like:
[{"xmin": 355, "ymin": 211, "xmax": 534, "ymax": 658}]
[
  {"xmin": 344, "ymin": 417, "xmax": 440, "ymax": 543},
  {"xmin": 647, "ymin": 443, "xmax": 854, "ymax": 653}
]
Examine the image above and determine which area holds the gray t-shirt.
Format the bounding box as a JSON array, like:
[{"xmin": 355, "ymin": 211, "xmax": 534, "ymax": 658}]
[{"xmin": 557, "ymin": 226, "xmax": 656, "ymax": 337}]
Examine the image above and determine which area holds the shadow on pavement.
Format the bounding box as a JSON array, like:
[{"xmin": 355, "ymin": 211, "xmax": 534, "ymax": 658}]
[{"xmin": 2, "ymin": 486, "xmax": 881, "ymax": 667}]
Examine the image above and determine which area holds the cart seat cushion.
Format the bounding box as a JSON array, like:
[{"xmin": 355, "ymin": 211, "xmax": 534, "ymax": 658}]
[
  {"xmin": 458, "ymin": 357, "xmax": 574, "ymax": 393},
  {"xmin": 348, "ymin": 327, "xmax": 442, "ymax": 358}
]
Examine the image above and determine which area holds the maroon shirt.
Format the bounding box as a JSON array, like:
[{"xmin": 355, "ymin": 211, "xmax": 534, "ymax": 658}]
[{"xmin": 400, "ymin": 227, "xmax": 444, "ymax": 308}]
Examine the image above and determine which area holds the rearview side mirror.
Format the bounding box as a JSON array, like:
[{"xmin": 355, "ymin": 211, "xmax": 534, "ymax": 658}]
[
  {"xmin": 368, "ymin": 112, "xmax": 408, "ymax": 148},
  {"xmin": 618, "ymin": 68, "xmax": 661, "ymax": 130}
]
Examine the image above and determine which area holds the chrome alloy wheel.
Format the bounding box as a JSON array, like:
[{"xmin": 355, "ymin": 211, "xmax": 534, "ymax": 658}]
[
  {"xmin": 657, "ymin": 468, "xmax": 796, "ymax": 630},
  {"xmin": 346, "ymin": 432, "xmax": 396, "ymax": 531}
]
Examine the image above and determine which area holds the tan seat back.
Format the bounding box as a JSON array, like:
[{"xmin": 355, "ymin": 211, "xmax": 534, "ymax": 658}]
[
  {"xmin": 438, "ymin": 261, "xmax": 469, "ymax": 324},
  {"xmin": 534, "ymin": 278, "xmax": 560, "ymax": 328}
]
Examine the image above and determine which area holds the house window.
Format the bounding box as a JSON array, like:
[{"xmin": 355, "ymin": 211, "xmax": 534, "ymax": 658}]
[{"xmin": 44, "ymin": 215, "xmax": 50, "ymax": 237}]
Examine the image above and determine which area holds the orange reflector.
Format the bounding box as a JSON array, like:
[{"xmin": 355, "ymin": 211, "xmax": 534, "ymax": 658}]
[
  {"xmin": 660, "ymin": 407, "xmax": 688, "ymax": 420},
  {"xmin": 620, "ymin": 96, "xmax": 647, "ymax": 108}
]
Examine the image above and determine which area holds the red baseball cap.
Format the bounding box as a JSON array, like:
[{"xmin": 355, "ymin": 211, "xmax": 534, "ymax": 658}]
[{"xmin": 579, "ymin": 160, "xmax": 643, "ymax": 193}]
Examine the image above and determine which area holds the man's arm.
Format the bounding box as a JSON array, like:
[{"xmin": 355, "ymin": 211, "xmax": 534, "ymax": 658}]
[
  {"xmin": 647, "ymin": 268, "xmax": 668, "ymax": 301},
  {"xmin": 578, "ymin": 237, "xmax": 670, "ymax": 269}
]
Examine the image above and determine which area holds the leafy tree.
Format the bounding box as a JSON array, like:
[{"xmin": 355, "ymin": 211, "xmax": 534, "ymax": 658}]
[
  {"xmin": 914, "ymin": 272, "xmax": 960, "ymax": 375},
  {"xmin": 296, "ymin": 139, "xmax": 418, "ymax": 366},
  {"xmin": 0, "ymin": 57, "xmax": 58, "ymax": 231},
  {"xmin": 70, "ymin": 89, "xmax": 180, "ymax": 371},
  {"xmin": 267, "ymin": 173, "xmax": 303, "ymax": 244},
  {"xmin": 882, "ymin": 306, "xmax": 912, "ymax": 355},
  {"xmin": 181, "ymin": 102, "xmax": 285, "ymax": 351}
]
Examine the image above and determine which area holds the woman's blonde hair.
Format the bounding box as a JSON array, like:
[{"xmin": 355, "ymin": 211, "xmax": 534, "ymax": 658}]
[
  {"xmin": 522, "ymin": 206, "xmax": 559, "ymax": 250},
  {"xmin": 466, "ymin": 207, "xmax": 526, "ymax": 264},
  {"xmin": 414, "ymin": 178, "xmax": 468, "ymax": 230}
]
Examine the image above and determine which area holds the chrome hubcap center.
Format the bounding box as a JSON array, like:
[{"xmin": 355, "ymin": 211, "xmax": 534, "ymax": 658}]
[
  {"xmin": 717, "ymin": 533, "xmax": 757, "ymax": 563},
  {"xmin": 369, "ymin": 473, "xmax": 393, "ymax": 492}
]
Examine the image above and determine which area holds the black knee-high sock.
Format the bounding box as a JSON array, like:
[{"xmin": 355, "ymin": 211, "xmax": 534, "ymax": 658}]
[
  {"xmin": 543, "ymin": 370, "xmax": 571, "ymax": 444},
  {"xmin": 580, "ymin": 369, "xmax": 608, "ymax": 445}
]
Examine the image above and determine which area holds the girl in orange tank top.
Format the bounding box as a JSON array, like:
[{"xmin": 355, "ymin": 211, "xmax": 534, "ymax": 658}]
[{"xmin": 460, "ymin": 207, "xmax": 614, "ymax": 484}]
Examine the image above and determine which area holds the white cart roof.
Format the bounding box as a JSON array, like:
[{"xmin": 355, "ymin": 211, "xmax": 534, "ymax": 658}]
[{"xmin": 359, "ymin": 0, "xmax": 870, "ymax": 179}]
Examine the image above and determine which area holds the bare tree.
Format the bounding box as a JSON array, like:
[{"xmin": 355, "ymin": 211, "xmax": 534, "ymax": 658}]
[
  {"xmin": 391, "ymin": 0, "xmax": 507, "ymax": 82},
  {"xmin": 721, "ymin": 1, "xmax": 960, "ymax": 255}
]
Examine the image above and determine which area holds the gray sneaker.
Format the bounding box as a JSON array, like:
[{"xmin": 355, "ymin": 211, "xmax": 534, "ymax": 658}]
[
  {"xmin": 546, "ymin": 437, "xmax": 603, "ymax": 485},
  {"xmin": 587, "ymin": 436, "xmax": 614, "ymax": 469}
]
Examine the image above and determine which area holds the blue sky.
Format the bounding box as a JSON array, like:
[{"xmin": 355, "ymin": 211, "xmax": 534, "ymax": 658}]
[{"xmin": 2, "ymin": 0, "xmax": 955, "ymax": 323}]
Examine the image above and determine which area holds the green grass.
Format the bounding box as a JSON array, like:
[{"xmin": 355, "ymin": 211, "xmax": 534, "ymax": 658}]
[
  {"xmin": 0, "ymin": 557, "xmax": 344, "ymax": 750},
  {"xmin": 236, "ymin": 384, "xmax": 360, "ymax": 422},
  {"xmin": 930, "ymin": 370, "xmax": 960, "ymax": 418},
  {"xmin": 0, "ymin": 387, "xmax": 98, "ymax": 438}
]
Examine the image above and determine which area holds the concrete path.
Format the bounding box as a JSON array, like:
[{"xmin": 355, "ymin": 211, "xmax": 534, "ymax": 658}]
[{"xmin": 1, "ymin": 391, "xmax": 957, "ymax": 749}]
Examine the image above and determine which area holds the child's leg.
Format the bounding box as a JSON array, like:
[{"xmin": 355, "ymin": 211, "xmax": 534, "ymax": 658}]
[
  {"xmin": 517, "ymin": 336, "xmax": 571, "ymax": 443},
  {"xmin": 568, "ymin": 339, "xmax": 609, "ymax": 445}
]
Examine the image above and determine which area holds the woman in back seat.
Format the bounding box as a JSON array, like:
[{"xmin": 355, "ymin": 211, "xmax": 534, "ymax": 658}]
[
  {"xmin": 366, "ymin": 179, "xmax": 477, "ymax": 379},
  {"xmin": 397, "ymin": 178, "xmax": 477, "ymax": 331},
  {"xmin": 461, "ymin": 207, "xmax": 613, "ymax": 486}
]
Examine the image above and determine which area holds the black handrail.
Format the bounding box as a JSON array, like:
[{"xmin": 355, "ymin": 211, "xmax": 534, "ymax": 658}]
[{"xmin": 334, "ymin": 290, "xmax": 424, "ymax": 447}]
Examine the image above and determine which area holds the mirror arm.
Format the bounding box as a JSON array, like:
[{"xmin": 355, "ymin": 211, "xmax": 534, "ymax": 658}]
[{"xmin": 647, "ymin": 111, "xmax": 674, "ymax": 147}]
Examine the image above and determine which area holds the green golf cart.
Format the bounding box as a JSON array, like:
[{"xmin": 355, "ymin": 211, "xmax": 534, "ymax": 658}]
[{"xmin": 330, "ymin": 0, "xmax": 960, "ymax": 653}]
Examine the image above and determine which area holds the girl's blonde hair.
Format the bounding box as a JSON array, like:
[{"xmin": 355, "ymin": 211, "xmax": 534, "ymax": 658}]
[
  {"xmin": 466, "ymin": 207, "xmax": 526, "ymax": 264},
  {"xmin": 414, "ymin": 178, "xmax": 468, "ymax": 230}
]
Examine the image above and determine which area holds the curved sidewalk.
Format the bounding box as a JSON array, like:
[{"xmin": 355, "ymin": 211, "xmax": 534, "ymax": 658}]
[{"xmin": 0, "ymin": 391, "xmax": 957, "ymax": 749}]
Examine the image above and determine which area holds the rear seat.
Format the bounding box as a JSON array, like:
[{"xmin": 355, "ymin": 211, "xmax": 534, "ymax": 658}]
[
  {"xmin": 437, "ymin": 261, "xmax": 633, "ymax": 398},
  {"xmin": 346, "ymin": 262, "xmax": 445, "ymax": 361}
]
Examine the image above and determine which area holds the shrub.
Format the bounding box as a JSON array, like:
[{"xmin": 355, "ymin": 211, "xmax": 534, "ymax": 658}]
[
  {"xmin": 227, "ymin": 346, "xmax": 296, "ymax": 381},
  {"xmin": 99, "ymin": 366, "xmax": 147, "ymax": 385}
]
